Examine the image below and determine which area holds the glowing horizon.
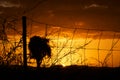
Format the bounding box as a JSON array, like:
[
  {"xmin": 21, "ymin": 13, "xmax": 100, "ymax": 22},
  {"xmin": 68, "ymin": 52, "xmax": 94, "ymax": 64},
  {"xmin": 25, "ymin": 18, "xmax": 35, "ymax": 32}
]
[{"xmin": 0, "ymin": 25, "xmax": 120, "ymax": 68}]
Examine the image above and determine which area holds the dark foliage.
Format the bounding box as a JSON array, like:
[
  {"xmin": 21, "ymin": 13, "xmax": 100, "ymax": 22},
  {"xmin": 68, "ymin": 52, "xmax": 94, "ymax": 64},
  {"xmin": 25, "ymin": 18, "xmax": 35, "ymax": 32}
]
[{"xmin": 28, "ymin": 36, "xmax": 51, "ymax": 68}]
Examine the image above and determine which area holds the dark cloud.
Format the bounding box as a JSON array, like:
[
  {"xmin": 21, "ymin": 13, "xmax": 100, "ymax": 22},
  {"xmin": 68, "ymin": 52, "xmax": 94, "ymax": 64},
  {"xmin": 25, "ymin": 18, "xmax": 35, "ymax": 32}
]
[
  {"xmin": 0, "ymin": 1, "xmax": 20, "ymax": 8},
  {"xmin": 0, "ymin": 0, "xmax": 120, "ymax": 32}
]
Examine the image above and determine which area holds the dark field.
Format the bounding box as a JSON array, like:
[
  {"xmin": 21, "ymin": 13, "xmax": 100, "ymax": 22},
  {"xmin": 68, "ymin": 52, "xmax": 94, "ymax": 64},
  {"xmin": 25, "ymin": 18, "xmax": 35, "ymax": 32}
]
[{"xmin": 0, "ymin": 65, "xmax": 120, "ymax": 80}]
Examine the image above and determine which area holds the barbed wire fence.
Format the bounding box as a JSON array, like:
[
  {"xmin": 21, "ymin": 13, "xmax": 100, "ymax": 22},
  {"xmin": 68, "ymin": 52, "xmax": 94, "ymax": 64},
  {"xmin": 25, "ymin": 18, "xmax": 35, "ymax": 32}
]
[
  {"xmin": 0, "ymin": 17, "xmax": 120, "ymax": 67},
  {"xmin": 27, "ymin": 18, "xmax": 120, "ymax": 67}
]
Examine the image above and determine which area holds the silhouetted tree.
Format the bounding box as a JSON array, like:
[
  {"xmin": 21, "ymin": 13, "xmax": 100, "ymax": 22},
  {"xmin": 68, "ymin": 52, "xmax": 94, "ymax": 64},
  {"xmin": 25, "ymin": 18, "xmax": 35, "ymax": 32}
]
[{"xmin": 28, "ymin": 36, "xmax": 51, "ymax": 68}]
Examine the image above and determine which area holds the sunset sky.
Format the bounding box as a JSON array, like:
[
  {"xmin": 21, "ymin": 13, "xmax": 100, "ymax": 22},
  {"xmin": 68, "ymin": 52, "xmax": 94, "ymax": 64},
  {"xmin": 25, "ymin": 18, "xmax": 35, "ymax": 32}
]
[
  {"xmin": 0, "ymin": 0, "xmax": 120, "ymax": 30},
  {"xmin": 0, "ymin": 0, "xmax": 120, "ymax": 67}
]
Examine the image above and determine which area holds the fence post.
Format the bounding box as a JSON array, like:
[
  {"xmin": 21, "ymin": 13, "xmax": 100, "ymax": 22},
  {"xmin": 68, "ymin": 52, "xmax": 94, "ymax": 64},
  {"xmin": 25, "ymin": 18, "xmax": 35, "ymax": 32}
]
[{"xmin": 22, "ymin": 16, "xmax": 27, "ymax": 69}]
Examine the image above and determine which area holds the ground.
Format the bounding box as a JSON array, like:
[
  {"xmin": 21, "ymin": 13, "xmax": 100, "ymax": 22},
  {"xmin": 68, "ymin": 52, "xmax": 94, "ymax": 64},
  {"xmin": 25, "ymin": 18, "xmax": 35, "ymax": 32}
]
[{"xmin": 0, "ymin": 65, "xmax": 120, "ymax": 80}]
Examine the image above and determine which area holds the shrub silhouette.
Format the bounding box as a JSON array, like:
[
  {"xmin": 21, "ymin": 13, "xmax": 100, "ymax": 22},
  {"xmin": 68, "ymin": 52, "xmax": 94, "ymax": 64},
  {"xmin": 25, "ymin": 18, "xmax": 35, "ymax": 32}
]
[{"xmin": 28, "ymin": 36, "xmax": 51, "ymax": 68}]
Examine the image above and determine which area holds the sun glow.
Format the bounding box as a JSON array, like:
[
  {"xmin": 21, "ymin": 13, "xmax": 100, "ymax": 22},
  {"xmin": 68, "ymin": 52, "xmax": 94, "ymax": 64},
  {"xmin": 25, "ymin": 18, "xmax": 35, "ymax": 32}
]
[
  {"xmin": 40, "ymin": 37, "xmax": 120, "ymax": 67},
  {"xmin": 62, "ymin": 63, "xmax": 66, "ymax": 67}
]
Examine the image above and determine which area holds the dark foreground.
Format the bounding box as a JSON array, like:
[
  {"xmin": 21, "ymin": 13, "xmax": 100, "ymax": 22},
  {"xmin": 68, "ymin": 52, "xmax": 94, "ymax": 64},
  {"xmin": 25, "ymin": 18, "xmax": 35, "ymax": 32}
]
[{"xmin": 0, "ymin": 65, "xmax": 120, "ymax": 80}]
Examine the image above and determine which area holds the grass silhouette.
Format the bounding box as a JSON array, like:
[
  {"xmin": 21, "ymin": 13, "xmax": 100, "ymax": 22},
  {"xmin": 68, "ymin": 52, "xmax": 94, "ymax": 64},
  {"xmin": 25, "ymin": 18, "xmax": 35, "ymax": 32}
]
[{"xmin": 0, "ymin": 64, "xmax": 120, "ymax": 80}]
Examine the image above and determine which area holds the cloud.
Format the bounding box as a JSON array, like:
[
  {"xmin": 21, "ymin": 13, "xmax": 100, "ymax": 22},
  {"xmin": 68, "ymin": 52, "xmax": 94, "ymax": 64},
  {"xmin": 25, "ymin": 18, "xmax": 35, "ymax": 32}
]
[
  {"xmin": 84, "ymin": 3, "xmax": 108, "ymax": 9},
  {"xmin": 0, "ymin": 1, "xmax": 20, "ymax": 8}
]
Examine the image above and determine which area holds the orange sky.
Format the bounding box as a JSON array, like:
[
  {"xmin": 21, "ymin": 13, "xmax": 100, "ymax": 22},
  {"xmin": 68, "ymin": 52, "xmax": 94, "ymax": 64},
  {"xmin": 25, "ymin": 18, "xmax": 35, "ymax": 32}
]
[
  {"xmin": 0, "ymin": 0, "xmax": 120, "ymax": 67},
  {"xmin": 0, "ymin": 22, "xmax": 120, "ymax": 67},
  {"xmin": 26, "ymin": 26, "xmax": 120, "ymax": 67}
]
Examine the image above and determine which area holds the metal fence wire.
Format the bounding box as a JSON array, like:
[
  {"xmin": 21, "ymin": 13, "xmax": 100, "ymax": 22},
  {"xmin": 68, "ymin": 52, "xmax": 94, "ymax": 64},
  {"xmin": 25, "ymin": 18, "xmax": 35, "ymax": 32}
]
[{"xmin": 0, "ymin": 18, "xmax": 120, "ymax": 67}]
